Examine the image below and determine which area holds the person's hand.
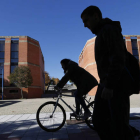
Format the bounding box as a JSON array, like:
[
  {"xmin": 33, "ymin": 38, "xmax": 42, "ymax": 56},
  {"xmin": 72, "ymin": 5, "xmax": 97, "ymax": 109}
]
[{"xmin": 101, "ymin": 87, "xmax": 113, "ymax": 100}]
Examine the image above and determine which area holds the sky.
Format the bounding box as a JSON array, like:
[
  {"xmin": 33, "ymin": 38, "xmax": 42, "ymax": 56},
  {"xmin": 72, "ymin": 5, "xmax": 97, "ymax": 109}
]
[{"xmin": 0, "ymin": 0, "xmax": 140, "ymax": 80}]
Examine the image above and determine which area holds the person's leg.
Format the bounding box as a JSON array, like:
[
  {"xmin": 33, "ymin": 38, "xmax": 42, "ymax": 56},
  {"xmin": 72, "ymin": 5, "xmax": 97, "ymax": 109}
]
[
  {"xmin": 109, "ymin": 88, "xmax": 134, "ymax": 140},
  {"xmin": 123, "ymin": 95, "xmax": 135, "ymax": 140},
  {"xmin": 73, "ymin": 90, "xmax": 80, "ymax": 114},
  {"xmin": 92, "ymin": 84, "xmax": 112, "ymax": 140},
  {"xmin": 74, "ymin": 90, "xmax": 89, "ymax": 113}
]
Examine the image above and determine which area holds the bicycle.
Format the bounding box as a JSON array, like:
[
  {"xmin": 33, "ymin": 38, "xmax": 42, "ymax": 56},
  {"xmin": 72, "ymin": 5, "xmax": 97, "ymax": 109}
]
[{"xmin": 36, "ymin": 89, "xmax": 95, "ymax": 132}]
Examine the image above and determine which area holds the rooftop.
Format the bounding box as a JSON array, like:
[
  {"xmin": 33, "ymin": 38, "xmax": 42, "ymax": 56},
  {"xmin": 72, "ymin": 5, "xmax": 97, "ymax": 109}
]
[{"xmin": 0, "ymin": 36, "xmax": 39, "ymax": 42}]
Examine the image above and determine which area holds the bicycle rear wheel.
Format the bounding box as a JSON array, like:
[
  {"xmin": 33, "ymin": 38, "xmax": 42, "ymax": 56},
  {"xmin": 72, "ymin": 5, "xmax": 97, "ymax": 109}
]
[
  {"xmin": 36, "ymin": 101, "xmax": 66, "ymax": 132},
  {"xmin": 85, "ymin": 101, "xmax": 95, "ymax": 130}
]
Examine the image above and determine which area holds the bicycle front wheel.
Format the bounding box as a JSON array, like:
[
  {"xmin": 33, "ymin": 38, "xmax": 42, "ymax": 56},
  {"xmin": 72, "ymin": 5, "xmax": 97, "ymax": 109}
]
[
  {"xmin": 85, "ymin": 101, "xmax": 95, "ymax": 130},
  {"xmin": 36, "ymin": 101, "xmax": 66, "ymax": 132}
]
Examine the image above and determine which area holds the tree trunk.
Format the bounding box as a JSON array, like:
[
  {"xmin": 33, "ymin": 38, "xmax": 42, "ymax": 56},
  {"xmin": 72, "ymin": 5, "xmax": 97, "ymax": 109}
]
[{"xmin": 21, "ymin": 88, "xmax": 23, "ymax": 99}]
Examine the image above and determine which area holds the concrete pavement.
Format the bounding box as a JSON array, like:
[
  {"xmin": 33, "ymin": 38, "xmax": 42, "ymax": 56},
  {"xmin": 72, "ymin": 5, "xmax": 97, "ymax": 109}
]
[
  {"xmin": 0, "ymin": 108, "xmax": 140, "ymax": 140},
  {"xmin": 0, "ymin": 94, "xmax": 140, "ymax": 140},
  {"xmin": 0, "ymin": 94, "xmax": 140, "ymax": 115},
  {"xmin": 0, "ymin": 113, "xmax": 99, "ymax": 140}
]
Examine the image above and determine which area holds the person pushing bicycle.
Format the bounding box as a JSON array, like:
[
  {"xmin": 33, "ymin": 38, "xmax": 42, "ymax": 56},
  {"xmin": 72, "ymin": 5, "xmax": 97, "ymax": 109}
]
[{"xmin": 55, "ymin": 59, "xmax": 98, "ymax": 119}]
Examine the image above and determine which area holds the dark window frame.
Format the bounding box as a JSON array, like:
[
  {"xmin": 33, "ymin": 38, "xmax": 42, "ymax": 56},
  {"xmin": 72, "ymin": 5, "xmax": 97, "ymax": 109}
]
[
  {"xmin": 10, "ymin": 40, "xmax": 19, "ymax": 73},
  {"xmin": 131, "ymin": 39, "xmax": 139, "ymax": 60},
  {"xmin": 0, "ymin": 40, "xmax": 5, "ymax": 87}
]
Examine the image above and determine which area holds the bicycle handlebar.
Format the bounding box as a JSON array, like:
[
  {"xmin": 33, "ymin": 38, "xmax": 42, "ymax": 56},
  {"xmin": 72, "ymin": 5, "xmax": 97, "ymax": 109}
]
[{"xmin": 54, "ymin": 88, "xmax": 87, "ymax": 98}]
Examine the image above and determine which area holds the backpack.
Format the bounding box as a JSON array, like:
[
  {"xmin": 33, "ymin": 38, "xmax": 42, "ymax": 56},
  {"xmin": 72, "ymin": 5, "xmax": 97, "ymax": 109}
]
[{"xmin": 124, "ymin": 51, "xmax": 140, "ymax": 96}]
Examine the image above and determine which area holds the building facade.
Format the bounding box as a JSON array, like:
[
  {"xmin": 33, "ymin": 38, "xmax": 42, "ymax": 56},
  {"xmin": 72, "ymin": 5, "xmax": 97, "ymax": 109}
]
[
  {"xmin": 79, "ymin": 35, "xmax": 140, "ymax": 95},
  {"xmin": 0, "ymin": 36, "xmax": 45, "ymax": 99}
]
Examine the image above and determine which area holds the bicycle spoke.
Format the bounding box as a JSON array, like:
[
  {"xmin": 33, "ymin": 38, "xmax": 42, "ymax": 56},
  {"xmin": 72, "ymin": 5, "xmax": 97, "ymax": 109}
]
[
  {"xmin": 36, "ymin": 101, "xmax": 66, "ymax": 132},
  {"xmin": 85, "ymin": 101, "xmax": 95, "ymax": 130}
]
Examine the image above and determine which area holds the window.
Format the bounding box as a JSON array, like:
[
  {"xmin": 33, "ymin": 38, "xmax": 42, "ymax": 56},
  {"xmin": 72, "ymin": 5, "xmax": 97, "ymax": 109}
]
[
  {"xmin": 0, "ymin": 40, "xmax": 5, "ymax": 86},
  {"xmin": 11, "ymin": 43, "xmax": 18, "ymax": 51},
  {"xmin": 9, "ymin": 90, "xmax": 18, "ymax": 93},
  {"xmin": 0, "ymin": 43, "xmax": 4, "ymax": 51},
  {"xmin": 11, "ymin": 52, "xmax": 18, "ymax": 58},
  {"xmin": 0, "ymin": 63, "xmax": 4, "ymax": 66},
  {"xmin": 0, "ymin": 67, "xmax": 4, "ymax": 84},
  {"xmin": 11, "ymin": 59, "xmax": 18, "ymax": 63},
  {"xmin": 11, "ymin": 40, "xmax": 19, "ymax": 73},
  {"xmin": 131, "ymin": 39, "xmax": 139, "ymax": 60},
  {"xmin": 0, "ymin": 52, "xmax": 4, "ymax": 58},
  {"xmin": 0, "ymin": 59, "xmax": 4, "ymax": 63},
  {"xmin": 11, "ymin": 65, "xmax": 17, "ymax": 73}
]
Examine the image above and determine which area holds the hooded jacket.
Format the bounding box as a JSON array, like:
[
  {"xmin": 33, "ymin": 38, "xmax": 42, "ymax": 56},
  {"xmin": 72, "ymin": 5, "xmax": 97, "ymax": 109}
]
[
  {"xmin": 57, "ymin": 61, "xmax": 98, "ymax": 95},
  {"xmin": 94, "ymin": 18, "xmax": 128, "ymax": 90}
]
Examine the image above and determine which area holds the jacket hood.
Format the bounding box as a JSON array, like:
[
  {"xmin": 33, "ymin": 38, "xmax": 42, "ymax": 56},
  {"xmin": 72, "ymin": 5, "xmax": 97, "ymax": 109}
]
[
  {"xmin": 68, "ymin": 60, "xmax": 78, "ymax": 66},
  {"xmin": 94, "ymin": 18, "xmax": 122, "ymax": 35}
]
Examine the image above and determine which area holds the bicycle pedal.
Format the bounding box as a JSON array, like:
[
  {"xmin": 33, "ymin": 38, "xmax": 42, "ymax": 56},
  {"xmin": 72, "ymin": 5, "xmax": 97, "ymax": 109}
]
[
  {"xmin": 70, "ymin": 115, "xmax": 73, "ymax": 120},
  {"xmin": 70, "ymin": 115, "xmax": 76, "ymax": 120}
]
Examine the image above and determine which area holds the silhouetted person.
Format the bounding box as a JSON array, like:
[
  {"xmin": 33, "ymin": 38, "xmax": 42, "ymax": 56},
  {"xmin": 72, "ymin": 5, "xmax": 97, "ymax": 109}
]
[
  {"xmin": 55, "ymin": 59, "xmax": 98, "ymax": 119},
  {"xmin": 81, "ymin": 5, "xmax": 137, "ymax": 140}
]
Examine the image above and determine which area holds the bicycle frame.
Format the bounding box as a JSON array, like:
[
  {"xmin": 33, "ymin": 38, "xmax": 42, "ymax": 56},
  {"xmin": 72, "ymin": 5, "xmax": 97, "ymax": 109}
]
[
  {"xmin": 52, "ymin": 90, "xmax": 92, "ymax": 117},
  {"xmin": 53, "ymin": 90, "xmax": 75, "ymax": 114}
]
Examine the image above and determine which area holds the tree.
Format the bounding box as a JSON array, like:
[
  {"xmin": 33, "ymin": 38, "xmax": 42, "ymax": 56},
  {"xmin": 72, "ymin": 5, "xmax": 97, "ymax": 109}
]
[
  {"xmin": 8, "ymin": 66, "xmax": 33, "ymax": 99},
  {"xmin": 51, "ymin": 77, "xmax": 59, "ymax": 85},
  {"xmin": 53, "ymin": 78, "xmax": 60, "ymax": 85},
  {"xmin": 45, "ymin": 71, "xmax": 50, "ymax": 85}
]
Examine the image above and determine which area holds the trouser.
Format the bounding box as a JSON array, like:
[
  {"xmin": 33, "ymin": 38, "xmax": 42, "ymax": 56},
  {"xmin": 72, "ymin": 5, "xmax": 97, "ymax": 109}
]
[
  {"xmin": 92, "ymin": 84, "xmax": 134, "ymax": 140},
  {"xmin": 74, "ymin": 90, "xmax": 89, "ymax": 114}
]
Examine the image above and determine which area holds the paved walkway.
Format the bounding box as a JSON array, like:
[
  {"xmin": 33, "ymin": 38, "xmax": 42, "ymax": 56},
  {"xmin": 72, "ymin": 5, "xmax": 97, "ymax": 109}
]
[
  {"xmin": 0, "ymin": 94, "xmax": 140, "ymax": 115},
  {"xmin": 0, "ymin": 94, "xmax": 140, "ymax": 140},
  {"xmin": 0, "ymin": 108, "xmax": 140, "ymax": 140}
]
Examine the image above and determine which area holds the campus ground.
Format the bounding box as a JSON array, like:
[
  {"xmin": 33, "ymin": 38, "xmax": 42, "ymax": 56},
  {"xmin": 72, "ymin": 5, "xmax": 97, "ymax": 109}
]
[{"xmin": 0, "ymin": 94, "xmax": 140, "ymax": 140}]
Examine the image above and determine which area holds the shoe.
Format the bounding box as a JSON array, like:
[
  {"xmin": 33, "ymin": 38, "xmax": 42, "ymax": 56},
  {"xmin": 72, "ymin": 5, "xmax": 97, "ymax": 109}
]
[
  {"xmin": 70, "ymin": 112, "xmax": 79, "ymax": 117},
  {"xmin": 83, "ymin": 111, "xmax": 91, "ymax": 120}
]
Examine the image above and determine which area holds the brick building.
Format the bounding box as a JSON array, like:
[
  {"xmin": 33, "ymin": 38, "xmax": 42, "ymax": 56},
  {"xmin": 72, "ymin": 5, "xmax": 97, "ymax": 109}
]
[
  {"xmin": 79, "ymin": 35, "xmax": 140, "ymax": 95},
  {"xmin": 0, "ymin": 36, "xmax": 45, "ymax": 99}
]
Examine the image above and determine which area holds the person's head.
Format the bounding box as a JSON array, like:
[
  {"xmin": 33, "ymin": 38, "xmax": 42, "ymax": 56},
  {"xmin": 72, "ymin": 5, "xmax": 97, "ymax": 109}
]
[
  {"xmin": 60, "ymin": 59, "xmax": 71, "ymax": 73},
  {"xmin": 81, "ymin": 5, "xmax": 102, "ymax": 34}
]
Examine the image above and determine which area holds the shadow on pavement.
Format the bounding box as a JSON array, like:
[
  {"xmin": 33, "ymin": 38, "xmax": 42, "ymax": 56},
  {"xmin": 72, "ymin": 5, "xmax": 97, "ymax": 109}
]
[
  {"xmin": 66, "ymin": 119, "xmax": 85, "ymax": 125},
  {"xmin": 0, "ymin": 114, "xmax": 139, "ymax": 140},
  {"xmin": 130, "ymin": 112, "xmax": 140, "ymax": 120},
  {"xmin": 0, "ymin": 101, "xmax": 21, "ymax": 107},
  {"xmin": 0, "ymin": 118, "xmax": 100, "ymax": 140}
]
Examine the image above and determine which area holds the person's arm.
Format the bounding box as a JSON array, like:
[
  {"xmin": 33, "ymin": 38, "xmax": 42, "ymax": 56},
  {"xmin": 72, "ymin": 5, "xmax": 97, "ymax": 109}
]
[{"xmin": 56, "ymin": 71, "xmax": 70, "ymax": 88}]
